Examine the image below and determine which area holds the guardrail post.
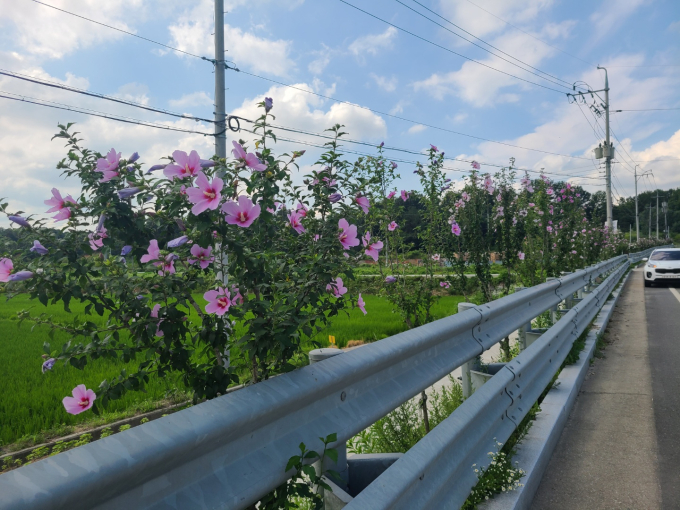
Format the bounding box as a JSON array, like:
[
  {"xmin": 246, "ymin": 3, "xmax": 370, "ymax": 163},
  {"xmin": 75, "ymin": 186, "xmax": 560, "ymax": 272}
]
[
  {"xmin": 514, "ymin": 287, "xmax": 532, "ymax": 351},
  {"xmin": 458, "ymin": 302, "xmax": 481, "ymax": 398},
  {"xmin": 560, "ymin": 272, "xmax": 574, "ymax": 309},
  {"xmin": 309, "ymin": 349, "xmax": 349, "ymax": 492},
  {"xmin": 546, "ymin": 277, "xmax": 559, "ymax": 324}
]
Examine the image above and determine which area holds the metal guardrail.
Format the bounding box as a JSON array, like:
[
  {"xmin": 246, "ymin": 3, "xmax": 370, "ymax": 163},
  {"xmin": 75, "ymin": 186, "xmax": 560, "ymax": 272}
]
[
  {"xmin": 0, "ymin": 249, "xmax": 660, "ymax": 510},
  {"xmin": 345, "ymin": 257, "xmax": 631, "ymax": 509}
]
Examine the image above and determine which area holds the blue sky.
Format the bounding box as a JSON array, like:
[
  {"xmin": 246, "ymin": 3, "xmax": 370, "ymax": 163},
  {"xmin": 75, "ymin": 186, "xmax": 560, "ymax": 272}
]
[{"xmin": 0, "ymin": 0, "xmax": 678, "ymax": 226}]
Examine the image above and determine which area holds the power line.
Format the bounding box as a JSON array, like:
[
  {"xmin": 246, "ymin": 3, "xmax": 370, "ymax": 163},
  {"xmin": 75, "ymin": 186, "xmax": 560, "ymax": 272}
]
[
  {"xmin": 462, "ymin": 0, "xmax": 597, "ymax": 68},
  {"xmin": 237, "ymin": 70, "xmax": 593, "ymax": 161},
  {"xmin": 395, "ymin": 0, "xmax": 579, "ymax": 90},
  {"xmin": 31, "ymin": 0, "xmax": 594, "ymax": 162},
  {"xmin": 337, "ymin": 0, "xmax": 569, "ymax": 94},
  {"xmin": 30, "ymin": 0, "xmax": 211, "ymax": 62},
  {"xmin": 0, "ymin": 91, "xmax": 219, "ymax": 136},
  {"xmin": 615, "ymin": 107, "xmax": 680, "ymax": 111},
  {"xmin": 244, "ymin": 120, "xmax": 605, "ymax": 180},
  {"xmin": 0, "ymin": 68, "xmax": 217, "ymax": 124}
]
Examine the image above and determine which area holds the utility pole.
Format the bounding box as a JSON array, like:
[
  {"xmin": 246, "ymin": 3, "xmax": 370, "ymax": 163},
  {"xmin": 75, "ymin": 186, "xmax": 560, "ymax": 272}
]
[
  {"xmin": 214, "ymin": 0, "xmax": 227, "ymax": 160},
  {"xmin": 656, "ymin": 191, "xmax": 659, "ymax": 240},
  {"xmin": 597, "ymin": 66, "xmax": 613, "ymax": 231},
  {"xmin": 648, "ymin": 204, "xmax": 652, "ymax": 239},
  {"xmin": 662, "ymin": 200, "xmax": 668, "ymax": 238},
  {"xmin": 214, "ymin": 0, "xmax": 229, "ymax": 369},
  {"xmin": 633, "ymin": 166, "xmax": 652, "ymax": 243}
]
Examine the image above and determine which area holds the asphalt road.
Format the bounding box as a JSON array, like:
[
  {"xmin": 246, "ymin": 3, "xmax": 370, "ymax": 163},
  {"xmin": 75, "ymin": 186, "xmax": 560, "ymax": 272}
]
[
  {"xmin": 530, "ymin": 269, "xmax": 680, "ymax": 509},
  {"xmin": 645, "ymin": 276, "xmax": 680, "ymax": 509}
]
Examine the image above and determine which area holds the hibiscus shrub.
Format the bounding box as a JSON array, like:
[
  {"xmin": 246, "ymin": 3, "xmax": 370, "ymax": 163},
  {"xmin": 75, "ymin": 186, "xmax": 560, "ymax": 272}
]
[{"xmin": 0, "ymin": 102, "xmax": 377, "ymax": 412}]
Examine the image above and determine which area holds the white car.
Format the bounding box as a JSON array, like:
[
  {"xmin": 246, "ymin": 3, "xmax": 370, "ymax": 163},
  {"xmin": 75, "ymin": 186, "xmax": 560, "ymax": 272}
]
[{"xmin": 643, "ymin": 247, "xmax": 680, "ymax": 287}]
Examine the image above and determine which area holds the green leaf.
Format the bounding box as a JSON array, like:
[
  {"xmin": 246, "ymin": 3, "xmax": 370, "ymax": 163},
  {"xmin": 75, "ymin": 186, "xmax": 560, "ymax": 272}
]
[
  {"xmin": 324, "ymin": 448, "xmax": 338, "ymax": 464},
  {"xmin": 301, "ymin": 465, "xmax": 316, "ymax": 479},
  {"xmin": 285, "ymin": 455, "xmax": 300, "ymax": 472}
]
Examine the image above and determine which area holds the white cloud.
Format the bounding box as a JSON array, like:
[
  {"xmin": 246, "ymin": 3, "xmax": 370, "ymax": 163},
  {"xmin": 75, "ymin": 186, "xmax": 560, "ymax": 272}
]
[
  {"xmin": 589, "ymin": 0, "xmax": 647, "ymax": 44},
  {"xmin": 308, "ymin": 46, "xmax": 332, "ymax": 75},
  {"xmin": 412, "ymin": 21, "xmax": 573, "ymax": 106},
  {"xmin": 230, "ymin": 82, "xmax": 386, "ymax": 144},
  {"xmin": 437, "ymin": 0, "xmax": 555, "ymax": 40},
  {"xmin": 370, "ymin": 73, "xmax": 398, "ymax": 92},
  {"xmin": 444, "ymin": 56, "xmax": 680, "ymax": 196},
  {"xmin": 0, "ymin": 0, "xmax": 150, "ymax": 59},
  {"xmin": 452, "ymin": 113, "xmax": 468, "ymax": 123},
  {"xmin": 167, "ymin": 0, "xmax": 295, "ymax": 77},
  {"xmin": 389, "ymin": 100, "xmax": 408, "ymax": 115},
  {"xmin": 348, "ymin": 27, "xmax": 397, "ymax": 62},
  {"xmin": 408, "ymin": 124, "xmax": 427, "ymax": 134},
  {"xmin": 115, "ymin": 83, "xmax": 150, "ymax": 105},
  {"xmin": 169, "ymin": 91, "xmax": 213, "ymax": 108},
  {"xmin": 0, "ymin": 64, "xmax": 216, "ymax": 226}
]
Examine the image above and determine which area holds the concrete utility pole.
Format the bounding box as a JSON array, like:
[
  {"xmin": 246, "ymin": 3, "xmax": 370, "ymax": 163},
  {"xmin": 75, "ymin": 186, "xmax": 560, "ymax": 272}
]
[
  {"xmin": 633, "ymin": 166, "xmax": 652, "ymax": 243},
  {"xmin": 662, "ymin": 201, "xmax": 668, "ymax": 238},
  {"xmin": 648, "ymin": 204, "xmax": 652, "ymax": 239},
  {"xmin": 656, "ymin": 191, "xmax": 659, "ymax": 240},
  {"xmin": 597, "ymin": 66, "xmax": 613, "ymax": 231},
  {"xmin": 214, "ymin": 0, "xmax": 227, "ymax": 159}
]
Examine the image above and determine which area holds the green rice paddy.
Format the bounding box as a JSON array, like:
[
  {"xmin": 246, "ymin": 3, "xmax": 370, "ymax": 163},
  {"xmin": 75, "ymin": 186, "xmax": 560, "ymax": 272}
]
[{"xmin": 0, "ymin": 293, "xmax": 465, "ymax": 446}]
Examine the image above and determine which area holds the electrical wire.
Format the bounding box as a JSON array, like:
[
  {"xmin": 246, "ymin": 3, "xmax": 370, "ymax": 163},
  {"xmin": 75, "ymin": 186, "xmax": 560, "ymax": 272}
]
[
  {"xmin": 0, "ymin": 91, "xmax": 218, "ymax": 136},
  {"xmin": 462, "ymin": 0, "xmax": 597, "ymax": 68},
  {"xmin": 30, "ymin": 0, "xmax": 594, "ymax": 161},
  {"xmin": 395, "ymin": 0, "xmax": 580, "ymax": 90},
  {"xmin": 615, "ymin": 107, "xmax": 680, "ymax": 111},
  {"xmin": 30, "ymin": 0, "xmax": 211, "ymax": 61},
  {"xmin": 337, "ymin": 0, "xmax": 569, "ymax": 94},
  {"xmin": 0, "ymin": 69, "xmax": 217, "ymax": 124},
  {"xmin": 244, "ymin": 121, "xmax": 605, "ymax": 180},
  {"xmin": 237, "ymin": 70, "xmax": 593, "ymax": 160}
]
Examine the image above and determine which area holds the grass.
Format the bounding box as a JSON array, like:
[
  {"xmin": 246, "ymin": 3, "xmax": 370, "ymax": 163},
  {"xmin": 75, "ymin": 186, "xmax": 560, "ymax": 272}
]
[
  {"xmin": 1, "ymin": 292, "xmax": 466, "ymax": 447},
  {"xmin": 0, "ymin": 295, "xmax": 189, "ymax": 447}
]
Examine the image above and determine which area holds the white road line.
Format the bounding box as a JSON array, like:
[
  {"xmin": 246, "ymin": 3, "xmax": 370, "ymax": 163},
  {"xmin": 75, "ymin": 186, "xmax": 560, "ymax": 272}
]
[{"xmin": 670, "ymin": 287, "xmax": 680, "ymax": 304}]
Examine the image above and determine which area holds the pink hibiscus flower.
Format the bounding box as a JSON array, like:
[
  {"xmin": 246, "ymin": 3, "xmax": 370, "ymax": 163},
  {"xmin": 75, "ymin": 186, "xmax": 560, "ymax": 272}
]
[
  {"xmin": 388, "ymin": 221, "xmax": 398, "ymax": 231},
  {"xmin": 326, "ymin": 277, "xmax": 348, "ymax": 298},
  {"xmin": 471, "ymin": 161, "xmax": 480, "ymax": 170},
  {"xmin": 222, "ymin": 196, "xmax": 261, "ymax": 228},
  {"xmin": 0, "ymin": 258, "xmax": 13, "ymax": 282},
  {"xmin": 45, "ymin": 188, "xmax": 76, "ymax": 221},
  {"xmin": 357, "ymin": 293, "xmax": 367, "ymax": 315},
  {"xmin": 451, "ymin": 222, "xmax": 461, "ymax": 236},
  {"xmin": 440, "ymin": 281, "xmax": 451, "ymax": 289},
  {"xmin": 140, "ymin": 240, "xmax": 160, "ymax": 263},
  {"xmin": 157, "ymin": 255, "xmax": 176, "ymax": 276},
  {"xmin": 338, "ymin": 218, "xmax": 359, "ymax": 250},
  {"xmin": 288, "ymin": 211, "xmax": 306, "ymax": 234},
  {"xmin": 355, "ymin": 196, "xmax": 370, "ymax": 214},
  {"xmin": 204, "ymin": 287, "xmax": 231, "ymax": 316},
  {"xmin": 97, "ymin": 148, "xmax": 121, "ymax": 182},
  {"xmin": 164, "ymin": 150, "xmax": 202, "ymax": 179},
  {"xmin": 232, "ymin": 141, "xmax": 267, "ymax": 171},
  {"xmin": 400, "ymin": 190, "xmax": 410, "ymax": 201},
  {"xmin": 88, "ymin": 227, "xmax": 107, "ymax": 251},
  {"xmin": 185, "ymin": 172, "xmax": 224, "ymax": 215},
  {"xmin": 62, "ymin": 384, "xmax": 96, "ymax": 415},
  {"xmin": 363, "ymin": 232, "xmax": 383, "ymax": 262},
  {"xmin": 518, "ymin": 251, "xmax": 525, "ymax": 260},
  {"xmin": 387, "ymin": 191, "xmax": 397, "ymax": 199},
  {"xmin": 150, "ymin": 304, "xmax": 164, "ymax": 337},
  {"xmin": 188, "ymin": 245, "xmax": 214, "ymax": 269}
]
